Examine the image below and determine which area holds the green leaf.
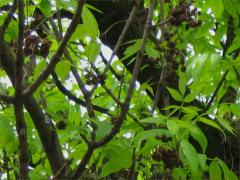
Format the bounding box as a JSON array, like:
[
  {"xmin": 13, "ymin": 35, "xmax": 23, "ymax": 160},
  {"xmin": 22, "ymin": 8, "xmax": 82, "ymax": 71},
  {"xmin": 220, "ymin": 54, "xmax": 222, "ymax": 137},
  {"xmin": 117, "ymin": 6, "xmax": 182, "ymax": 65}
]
[
  {"xmin": 167, "ymin": 119, "xmax": 191, "ymax": 139},
  {"xmin": 172, "ymin": 167, "xmax": 188, "ymax": 180},
  {"xmin": 133, "ymin": 129, "xmax": 169, "ymax": 146},
  {"xmin": 6, "ymin": 21, "xmax": 18, "ymax": 40},
  {"xmin": 122, "ymin": 39, "xmax": 142, "ymax": 61},
  {"xmin": 84, "ymin": 41, "xmax": 101, "ymax": 62},
  {"xmin": 101, "ymin": 139, "xmax": 132, "ymax": 177},
  {"xmin": 198, "ymin": 117, "xmax": 225, "ymax": 138},
  {"xmin": 179, "ymin": 73, "xmax": 187, "ymax": 96},
  {"xmin": 140, "ymin": 115, "xmax": 167, "ymax": 124},
  {"xmin": 230, "ymin": 104, "xmax": 240, "ymax": 116},
  {"xmin": 56, "ymin": 0, "xmax": 75, "ymax": 10},
  {"xmin": 227, "ymin": 35, "xmax": 240, "ymax": 54},
  {"xmin": 71, "ymin": 24, "xmax": 88, "ymax": 41},
  {"xmin": 145, "ymin": 41, "xmax": 159, "ymax": 58},
  {"xmin": 55, "ymin": 60, "xmax": 71, "ymax": 81},
  {"xmin": 209, "ymin": 0, "xmax": 224, "ymax": 19},
  {"xmin": 216, "ymin": 116, "xmax": 235, "ymax": 134},
  {"xmin": 184, "ymin": 92, "xmax": 197, "ymax": 103},
  {"xmin": 0, "ymin": 0, "xmax": 10, "ymax": 7},
  {"xmin": 82, "ymin": 6, "xmax": 99, "ymax": 39},
  {"xmin": 198, "ymin": 154, "xmax": 207, "ymax": 171},
  {"xmin": 189, "ymin": 126, "xmax": 208, "ymax": 153},
  {"xmin": 0, "ymin": 111, "xmax": 18, "ymax": 153},
  {"xmin": 95, "ymin": 121, "xmax": 113, "ymax": 140},
  {"xmin": 209, "ymin": 160, "xmax": 222, "ymax": 180},
  {"xmin": 180, "ymin": 139, "xmax": 202, "ymax": 179},
  {"xmin": 39, "ymin": 0, "xmax": 52, "ymax": 17},
  {"xmin": 222, "ymin": 0, "xmax": 238, "ymax": 17},
  {"xmin": 167, "ymin": 87, "xmax": 183, "ymax": 102},
  {"xmin": 217, "ymin": 158, "xmax": 238, "ymax": 180}
]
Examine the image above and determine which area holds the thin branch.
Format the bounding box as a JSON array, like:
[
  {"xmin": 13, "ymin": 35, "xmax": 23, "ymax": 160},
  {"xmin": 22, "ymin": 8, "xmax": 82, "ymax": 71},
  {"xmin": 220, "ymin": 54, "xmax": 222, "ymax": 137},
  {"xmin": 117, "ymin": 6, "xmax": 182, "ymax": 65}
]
[
  {"xmin": 90, "ymin": 62, "xmax": 123, "ymax": 106},
  {"xmin": 47, "ymin": 9, "xmax": 96, "ymax": 120},
  {"xmin": 1, "ymin": 0, "xmax": 17, "ymax": 33},
  {"xmin": 103, "ymin": 19, "xmax": 127, "ymax": 35},
  {"xmin": 23, "ymin": 1, "xmax": 85, "ymax": 96},
  {"xmin": 128, "ymin": 148, "xmax": 136, "ymax": 179},
  {"xmin": 73, "ymin": 0, "xmax": 156, "ymax": 178},
  {"xmin": 96, "ymin": 0, "xmax": 156, "ymax": 147},
  {"xmin": 233, "ymin": 66, "xmax": 240, "ymax": 82},
  {"xmin": 73, "ymin": 146, "xmax": 94, "ymax": 178},
  {"xmin": 151, "ymin": 61, "xmax": 167, "ymax": 113},
  {"xmin": 102, "ymin": 0, "xmax": 140, "ymax": 75},
  {"xmin": 0, "ymin": 93, "xmax": 14, "ymax": 103},
  {"xmin": 14, "ymin": 0, "xmax": 29, "ymax": 178},
  {"xmin": 47, "ymin": 11, "xmax": 97, "ymax": 140},
  {"xmin": 51, "ymin": 71, "xmax": 112, "ymax": 115},
  {"xmin": 127, "ymin": 112, "xmax": 146, "ymax": 130},
  {"xmin": 206, "ymin": 70, "xmax": 228, "ymax": 110},
  {"xmin": 154, "ymin": 17, "xmax": 172, "ymax": 28},
  {"xmin": 123, "ymin": 0, "xmax": 155, "ymax": 110},
  {"xmin": 100, "ymin": 53, "xmax": 122, "ymax": 81}
]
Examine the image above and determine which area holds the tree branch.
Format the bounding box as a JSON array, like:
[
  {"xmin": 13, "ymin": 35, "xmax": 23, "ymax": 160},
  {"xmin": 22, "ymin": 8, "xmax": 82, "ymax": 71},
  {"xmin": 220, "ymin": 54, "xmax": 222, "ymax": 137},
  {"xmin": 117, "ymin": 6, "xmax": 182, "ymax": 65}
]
[
  {"xmin": 0, "ymin": 93, "xmax": 14, "ymax": 103},
  {"xmin": 23, "ymin": 0, "xmax": 85, "ymax": 96},
  {"xmin": 102, "ymin": 0, "xmax": 140, "ymax": 75},
  {"xmin": 0, "ymin": 29, "xmax": 66, "ymax": 177},
  {"xmin": 51, "ymin": 71, "xmax": 111, "ymax": 115},
  {"xmin": 14, "ymin": 0, "xmax": 29, "ymax": 178},
  {"xmin": 73, "ymin": 0, "xmax": 156, "ymax": 177}
]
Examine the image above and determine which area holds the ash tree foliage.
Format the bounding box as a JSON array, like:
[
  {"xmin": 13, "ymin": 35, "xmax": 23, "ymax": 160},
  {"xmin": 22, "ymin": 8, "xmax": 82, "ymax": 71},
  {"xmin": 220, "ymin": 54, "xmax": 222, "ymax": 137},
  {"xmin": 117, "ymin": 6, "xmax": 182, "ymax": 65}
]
[{"xmin": 0, "ymin": 0, "xmax": 240, "ymax": 179}]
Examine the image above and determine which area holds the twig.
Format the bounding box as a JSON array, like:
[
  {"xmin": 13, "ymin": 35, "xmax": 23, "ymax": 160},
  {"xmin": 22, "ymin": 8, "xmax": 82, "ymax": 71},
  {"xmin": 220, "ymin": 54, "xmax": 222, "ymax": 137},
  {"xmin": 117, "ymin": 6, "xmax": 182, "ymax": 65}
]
[
  {"xmin": 128, "ymin": 148, "xmax": 136, "ymax": 180},
  {"xmin": 47, "ymin": 9, "xmax": 96, "ymax": 120},
  {"xmin": 127, "ymin": 112, "xmax": 146, "ymax": 129},
  {"xmin": 0, "ymin": 93, "xmax": 14, "ymax": 103},
  {"xmin": 100, "ymin": 53, "xmax": 122, "ymax": 81},
  {"xmin": 23, "ymin": 0, "xmax": 85, "ymax": 96},
  {"xmin": 103, "ymin": 19, "xmax": 127, "ymax": 35},
  {"xmin": 151, "ymin": 61, "xmax": 167, "ymax": 113},
  {"xmin": 51, "ymin": 71, "xmax": 112, "ymax": 115},
  {"xmin": 66, "ymin": 50, "xmax": 96, "ymax": 120},
  {"xmin": 90, "ymin": 63, "xmax": 123, "ymax": 106},
  {"xmin": 102, "ymin": 0, "xmax": 140, "ymax": 75},
  {"xmin": 233, "ymin": 66, "xmax": 240, "ymax": 82},
  {"xmin": 14, "ymin": 0, "xmax": 29, "ymax": 178},
  {"xmin": 1, "ymin": 0, "xmax": 17, "ymax": 33},
  {"xmin": 206, "ymin": 71, "xmax": 227, "ymax": 109},
  {"xmin": 73, "ymin": 146, "xmax": 94, "ymax": 178},
  {"xmin": 154, "ymin": 17, "xmax": 172, "ymax": 28},
  {"xmin": 52, "ymin": 159, "xmax": 71, "ymax": 180},
  {"xmin": 47, "ymin": 10, "xmax": 97, "ymax": 139}
]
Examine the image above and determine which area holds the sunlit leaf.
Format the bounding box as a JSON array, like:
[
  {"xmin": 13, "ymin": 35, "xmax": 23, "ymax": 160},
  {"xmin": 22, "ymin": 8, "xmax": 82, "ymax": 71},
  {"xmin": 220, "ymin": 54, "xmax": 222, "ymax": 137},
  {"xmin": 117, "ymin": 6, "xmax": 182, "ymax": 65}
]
[
  {"xmin": 39, "ymin": 0, "xmax": 52, "ymax": 16},
  {"xmin": 101, "ymin": 139, "xmax": 132, "ymax": 177},
  {"xmin": 180, "ymin": 139, "xmax": 202, "ymax": 179},
  {"xmin": 167, "ymin": 87, "xmax": 183, "ymax": 102},
  {"xmin": 209, "ymin": 160, "xmax": 222, "ymax": 180},
  {"xmin": 84, "ymin": 41, "xmax": 101, "ymax": 62},
  {"xmin": 82, "ymin": 6, "xmax": 99, "ymax": 39},
  {"xmin": 217, "ymin": 158, "xmax": 238, "ymax": 180}
]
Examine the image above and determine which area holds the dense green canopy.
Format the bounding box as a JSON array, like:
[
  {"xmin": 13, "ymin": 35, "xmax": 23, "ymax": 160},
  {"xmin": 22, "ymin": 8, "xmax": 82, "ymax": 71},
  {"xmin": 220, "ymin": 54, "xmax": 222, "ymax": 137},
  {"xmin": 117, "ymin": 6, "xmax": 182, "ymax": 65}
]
[{"xmin": 0, "ymin": 0, "xmax": 239, "ymax": 179}]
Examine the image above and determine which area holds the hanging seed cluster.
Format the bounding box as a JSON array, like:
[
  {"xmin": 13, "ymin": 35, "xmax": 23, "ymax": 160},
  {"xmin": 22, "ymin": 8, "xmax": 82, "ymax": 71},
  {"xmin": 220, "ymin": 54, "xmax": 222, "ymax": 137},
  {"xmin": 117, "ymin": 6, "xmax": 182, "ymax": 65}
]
[
  {"xmin": 11, "ymin": 11, "xmax": 52, "ymax": 58},
  {"xmin": 170, "ymin": 0, "xmax": 201, "ymax": 27}
]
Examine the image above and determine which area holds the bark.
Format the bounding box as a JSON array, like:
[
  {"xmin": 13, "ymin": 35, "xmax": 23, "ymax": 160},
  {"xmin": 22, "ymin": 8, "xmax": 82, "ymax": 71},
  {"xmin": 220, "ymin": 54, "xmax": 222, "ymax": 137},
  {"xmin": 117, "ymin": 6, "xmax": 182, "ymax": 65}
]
[{"xmin": 0, "ymin": 36, "xmax": 66, "ymax": 176}]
